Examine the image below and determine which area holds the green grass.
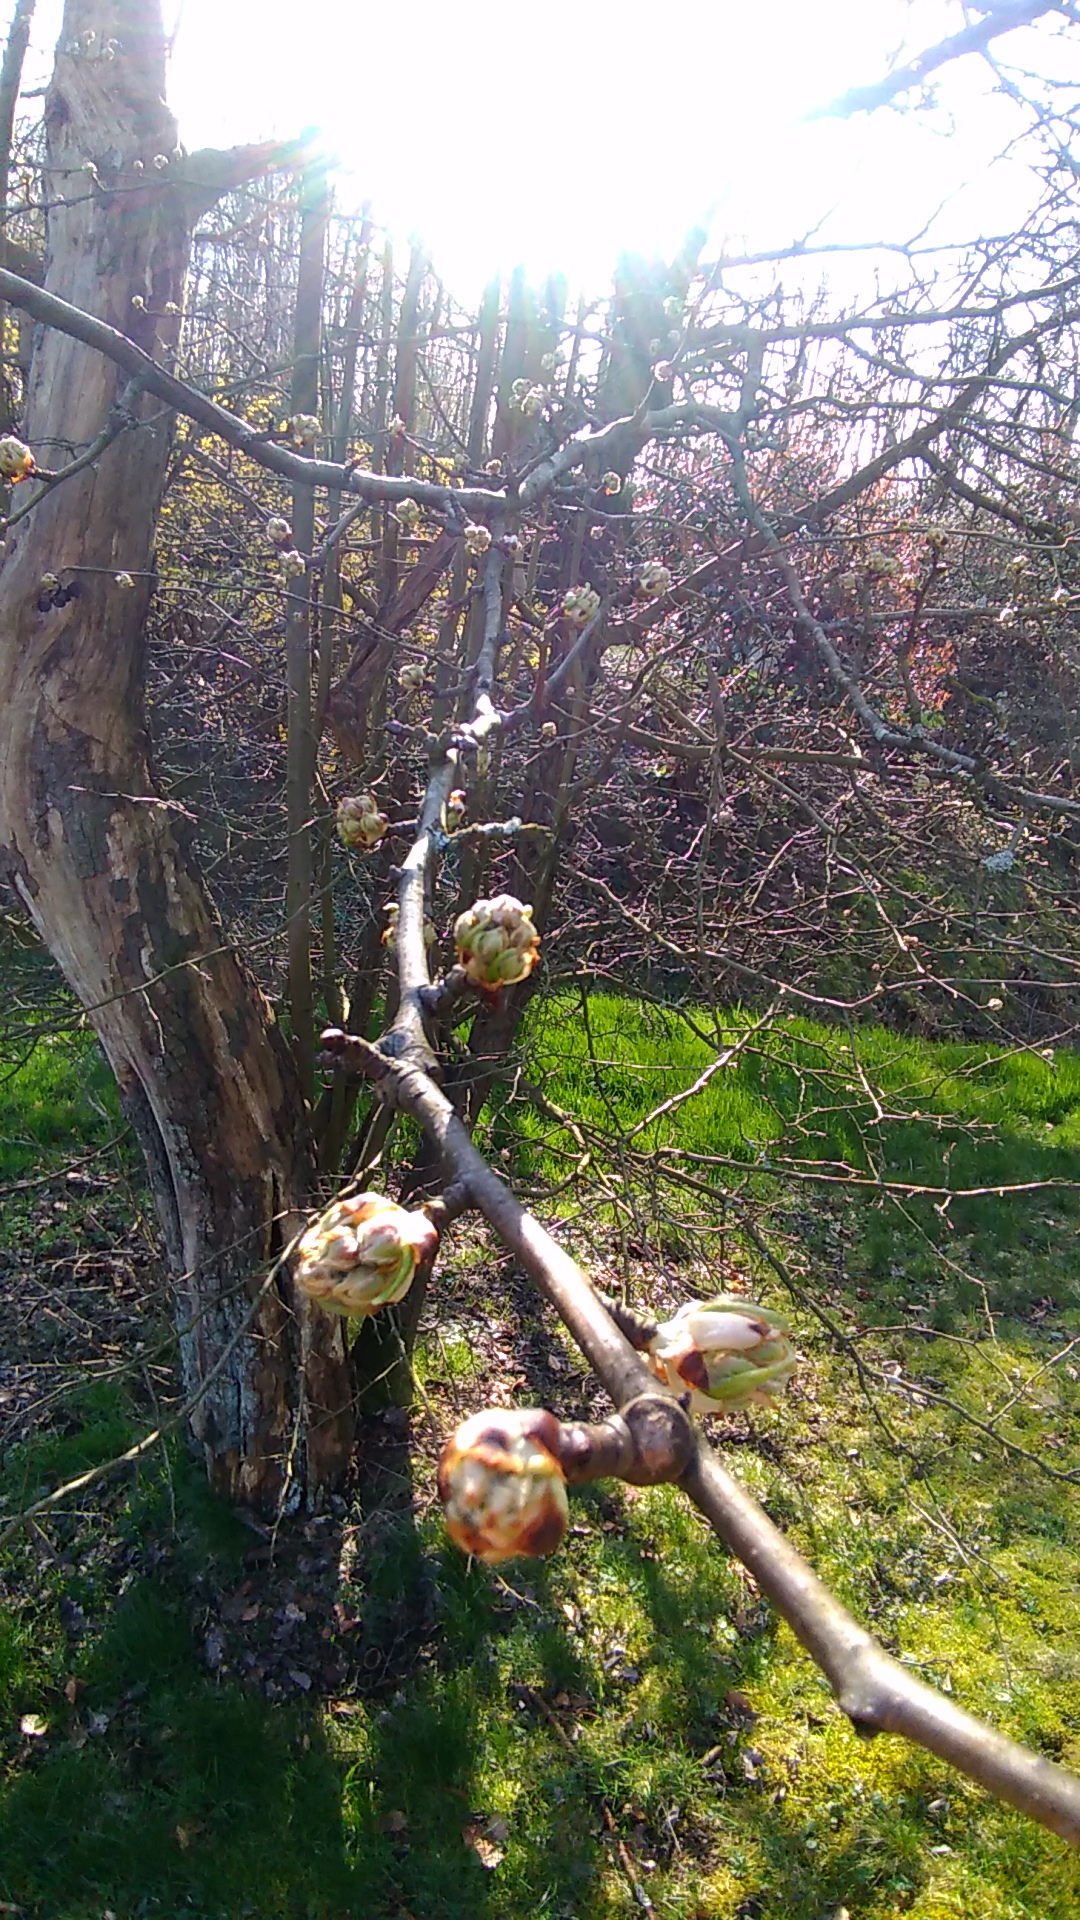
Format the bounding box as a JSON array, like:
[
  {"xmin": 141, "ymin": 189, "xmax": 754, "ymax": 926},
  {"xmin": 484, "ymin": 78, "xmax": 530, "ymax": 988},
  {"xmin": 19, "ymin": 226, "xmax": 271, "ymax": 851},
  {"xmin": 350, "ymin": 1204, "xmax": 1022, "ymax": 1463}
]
[
  {"xmin": 513, "ymin": 991, "xmax": 1080, "ymax": 1324},
  {"xmin": 0, "ymin": 1017, "xmax": 121, "ymax": 1183},
  {"xmin": 4, "ymin": 1430, "xmax": 1079, "ymax": 1919},
  {"xmin": 2, "ymin": 990, "xmax": 1080, "ymax": 1916}
]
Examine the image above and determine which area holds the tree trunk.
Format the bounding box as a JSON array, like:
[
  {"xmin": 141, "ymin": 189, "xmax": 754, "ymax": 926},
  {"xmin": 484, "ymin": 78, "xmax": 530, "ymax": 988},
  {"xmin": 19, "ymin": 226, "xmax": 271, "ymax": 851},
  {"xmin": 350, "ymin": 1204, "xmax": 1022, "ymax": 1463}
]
[{"xmin": 0, "ymin": 0, "xmax": 352, "ymax": 1509}]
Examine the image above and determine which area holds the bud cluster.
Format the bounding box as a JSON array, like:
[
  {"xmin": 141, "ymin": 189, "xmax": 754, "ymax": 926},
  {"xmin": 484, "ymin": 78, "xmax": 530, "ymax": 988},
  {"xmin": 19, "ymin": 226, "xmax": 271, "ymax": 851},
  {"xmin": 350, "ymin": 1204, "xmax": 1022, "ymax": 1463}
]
[
  {"xmin": 296, "ymin": 1192, "xmax": 439, "ymax": 1317},
  {"xmin": 510, "ymin": 377, "xmax": 547, "ymax": 418},
  {"xmin": 0, "ymin": 437, "xmax": 35, "ymax": 483},
  {"xmin": 647, "ymin": 1297, "xmax": 796, "ymax": 1413},
  {"xmin": 336, "ymin": 791, "xmax": 389, "ymax": 851},
  {"xmin": 438, "ymin": 1408, "xmax": 568, "ymax": 1562},
  {"xmin": 453, "ymin": 895, "xmax": 540, "ymax": 992},
  {"xmin": 562, "ymin": 584, "xmax": 600, "ymax": 628},
  {"xmin": 464, "ymin": 522, "xmax": 492, "ymax": 557},
  {"xmin": 638, "ymin": 562, "xmax": 672, "ymax": 597},
  {"xmin": 289, "ymin": 413, "xmax": 321, "ymax": 447}
]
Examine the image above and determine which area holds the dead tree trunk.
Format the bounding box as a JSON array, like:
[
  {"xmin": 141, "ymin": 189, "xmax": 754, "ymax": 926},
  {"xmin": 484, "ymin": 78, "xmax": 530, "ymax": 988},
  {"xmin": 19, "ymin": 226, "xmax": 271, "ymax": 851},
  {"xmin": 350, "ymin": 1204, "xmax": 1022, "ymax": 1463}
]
[{"xmin": 0, "ymin": 0, "xmax": 352, "ymax": 1509}]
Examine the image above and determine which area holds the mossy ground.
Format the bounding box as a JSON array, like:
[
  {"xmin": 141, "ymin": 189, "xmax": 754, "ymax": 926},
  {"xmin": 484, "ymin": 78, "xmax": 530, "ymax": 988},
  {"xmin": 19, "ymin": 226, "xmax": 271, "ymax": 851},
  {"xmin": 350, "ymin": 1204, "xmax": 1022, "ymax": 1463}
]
[{"xmin": 1, "ymin": 992, "xmax": 1079, "ymax": 1917}]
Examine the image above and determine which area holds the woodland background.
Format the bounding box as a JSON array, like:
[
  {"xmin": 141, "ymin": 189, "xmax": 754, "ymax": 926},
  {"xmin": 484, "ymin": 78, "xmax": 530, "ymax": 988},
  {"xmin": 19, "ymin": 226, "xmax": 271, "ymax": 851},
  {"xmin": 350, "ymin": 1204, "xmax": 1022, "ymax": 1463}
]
[{"xmin": 1, "ymin": 2, "xmax": 1080, "ymax": 1915}]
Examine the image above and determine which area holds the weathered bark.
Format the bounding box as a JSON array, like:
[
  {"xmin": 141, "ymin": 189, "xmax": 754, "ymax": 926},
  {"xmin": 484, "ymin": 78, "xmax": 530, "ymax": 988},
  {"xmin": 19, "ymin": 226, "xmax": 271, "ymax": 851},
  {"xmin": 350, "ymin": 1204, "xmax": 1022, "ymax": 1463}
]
[{"xmin": 0, "ymin": 0, "xmax": 352, "ymax": 1508}]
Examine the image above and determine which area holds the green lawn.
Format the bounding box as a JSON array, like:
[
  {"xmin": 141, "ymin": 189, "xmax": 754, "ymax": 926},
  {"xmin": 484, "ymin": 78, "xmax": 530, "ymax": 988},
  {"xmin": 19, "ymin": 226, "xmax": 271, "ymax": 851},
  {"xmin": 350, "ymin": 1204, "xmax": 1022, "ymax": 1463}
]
[{"xmin": 2, "ymin": 991, "xmax": 1079, "ymax": 1917}]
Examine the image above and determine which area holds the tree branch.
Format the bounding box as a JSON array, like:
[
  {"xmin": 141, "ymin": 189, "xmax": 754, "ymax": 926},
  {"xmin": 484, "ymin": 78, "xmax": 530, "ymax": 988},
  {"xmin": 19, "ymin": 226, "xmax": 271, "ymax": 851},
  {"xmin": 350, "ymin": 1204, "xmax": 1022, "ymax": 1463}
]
[{"xmin": 816, "ymin": 1, "xmax": 1066, "ymax": 118}]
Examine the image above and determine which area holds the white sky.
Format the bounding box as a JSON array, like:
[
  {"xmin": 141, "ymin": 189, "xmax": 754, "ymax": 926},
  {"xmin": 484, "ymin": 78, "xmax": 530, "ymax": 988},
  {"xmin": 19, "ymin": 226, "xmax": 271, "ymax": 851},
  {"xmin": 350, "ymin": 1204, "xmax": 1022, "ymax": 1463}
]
[{"xmin": 11, "ymin": 0, "xmax": 1064, "ymax": 299}]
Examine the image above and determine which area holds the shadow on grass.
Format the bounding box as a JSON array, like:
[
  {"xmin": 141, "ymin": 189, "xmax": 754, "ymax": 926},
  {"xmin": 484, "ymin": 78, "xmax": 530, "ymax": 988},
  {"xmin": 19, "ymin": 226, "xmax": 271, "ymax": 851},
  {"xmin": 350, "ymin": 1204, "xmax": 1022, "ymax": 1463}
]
[{"xmin": 5, "ymin": 1414, "xmax": 1077, "ymax": 1918}]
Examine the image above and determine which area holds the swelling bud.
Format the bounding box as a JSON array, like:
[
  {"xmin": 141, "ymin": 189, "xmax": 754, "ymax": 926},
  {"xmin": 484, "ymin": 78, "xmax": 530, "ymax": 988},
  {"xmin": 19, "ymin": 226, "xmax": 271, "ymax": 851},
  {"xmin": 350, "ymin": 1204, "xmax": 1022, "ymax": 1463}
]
[
  {"xmin": 438, "ymin": 1408, "xmax": 569, "ymax": 1562},
  {"xmin": 453, "ymin": 894, "xmax": 540, "ymax": 993},
  {"xmin": 649, "ymin": 1296, "xmax": 796, "ymax": 1413},
  {"xmin": 296, "ymin": 1193, "xmax": 439, "ymax": 1317}
]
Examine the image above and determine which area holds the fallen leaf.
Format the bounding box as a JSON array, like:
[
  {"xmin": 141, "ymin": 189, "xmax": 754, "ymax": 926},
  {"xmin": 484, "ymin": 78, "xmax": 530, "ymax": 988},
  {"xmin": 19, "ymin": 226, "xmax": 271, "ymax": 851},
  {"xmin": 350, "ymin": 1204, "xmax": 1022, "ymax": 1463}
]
[
  {"xmin": 462, "ymin": 1822, "xmax": 504, "ymax": 1869},
  {"xmin": 19, "ymin": 1714, "xmax": 47, "ymax": 1738},
  {"xmin": 725, "ymin": 1688, "xmax": 756, "ymax": 1719},
  {"xmin": 64, "ymin": 1677, "xmax": 79, "ymax": 1706}
]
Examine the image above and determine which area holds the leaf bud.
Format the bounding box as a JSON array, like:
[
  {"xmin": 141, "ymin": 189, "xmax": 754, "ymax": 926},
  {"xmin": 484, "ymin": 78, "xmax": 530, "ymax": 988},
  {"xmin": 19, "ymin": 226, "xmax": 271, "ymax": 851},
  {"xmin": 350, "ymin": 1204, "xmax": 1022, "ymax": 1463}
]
[
  {"xmin": 395, "ymin": 497, "xmax": 421, "ymax": 531},
  {"xmin": 296, "ymin": 1192, "xmax": 439, "ymax": 1317},
  {"xmin": 337, "ymin": 792, "xmax": 389, "ymax": 850},
  {"xmin": 562, "ymin": 584, "xmax": 600, "ymax": 628},
  {"xmin": 266, "ymin": 516, "xmax": 292, "ymax": 547},
  {"xmin": 637, "ymin": 561, "xmax": 672, "ymax": 597},
  {"xmin": 464, "ymin": 522, "xmax": 492, "ymax": 557},
  {"xmin": 438, "ymin": 1408, "xmax": 568, "ymax": 1562},
  {"xmin": 648, "ymin": 1297, "xmax": 797, "ymax": 1414},
  {"xmin": 0, "ymin": 436, "xmax": 35, "ymax": 483},
  {"xmin": 453, "ymin": 895, "xmax": 540, "ymax": 994}
]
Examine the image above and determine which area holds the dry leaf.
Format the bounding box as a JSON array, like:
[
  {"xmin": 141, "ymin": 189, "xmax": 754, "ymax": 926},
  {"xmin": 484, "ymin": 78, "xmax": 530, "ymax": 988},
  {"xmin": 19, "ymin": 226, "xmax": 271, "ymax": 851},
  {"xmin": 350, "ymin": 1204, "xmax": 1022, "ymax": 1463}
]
[
  {"xmin": 457, "ymin": 1820, "xmax": 499, "ymax": 1866},
  {"xmin": 64, "ymin": 1677, "xmax": 79, "ymax": 1705}
]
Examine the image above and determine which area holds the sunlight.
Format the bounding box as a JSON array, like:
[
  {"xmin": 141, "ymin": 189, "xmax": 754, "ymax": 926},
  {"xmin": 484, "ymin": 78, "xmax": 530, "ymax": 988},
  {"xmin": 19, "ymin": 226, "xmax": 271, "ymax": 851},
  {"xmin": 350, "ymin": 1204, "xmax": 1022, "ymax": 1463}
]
[
  {"xmin": 165, "ymin": 0, "xmax": 1037, "ymax": 295},
  {"xmin": 16, "ymin": 0, "xmax": 1046, "ymax": 295}
]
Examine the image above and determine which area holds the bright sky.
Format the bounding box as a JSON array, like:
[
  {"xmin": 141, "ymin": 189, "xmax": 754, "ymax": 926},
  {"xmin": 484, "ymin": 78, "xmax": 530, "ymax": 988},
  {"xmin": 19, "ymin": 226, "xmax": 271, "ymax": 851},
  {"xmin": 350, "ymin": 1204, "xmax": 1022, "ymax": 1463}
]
[{"xmin": 14, "ymin": 0, "xmax": 1061, "ymax": 299}]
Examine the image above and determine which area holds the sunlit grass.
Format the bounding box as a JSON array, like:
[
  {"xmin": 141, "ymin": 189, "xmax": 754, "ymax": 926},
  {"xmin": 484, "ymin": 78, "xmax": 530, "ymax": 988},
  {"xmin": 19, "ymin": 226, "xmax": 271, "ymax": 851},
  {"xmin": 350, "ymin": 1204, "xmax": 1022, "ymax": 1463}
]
[
  {"xmin": 513, "ymin": 991, "xmax": 1080, "ymax": 1324},
  {"xmin": 2, "ymin": 992, "xmax": 1079, "ymax": 1915}
]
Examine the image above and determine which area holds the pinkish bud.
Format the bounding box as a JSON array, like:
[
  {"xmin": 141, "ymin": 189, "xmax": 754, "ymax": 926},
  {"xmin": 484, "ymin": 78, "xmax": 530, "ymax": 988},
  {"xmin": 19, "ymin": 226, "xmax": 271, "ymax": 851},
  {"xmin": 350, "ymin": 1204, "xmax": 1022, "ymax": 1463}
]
[{"xmin": 438, "ymin": 1408, "xmax": 569, "ymax": 1562}]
